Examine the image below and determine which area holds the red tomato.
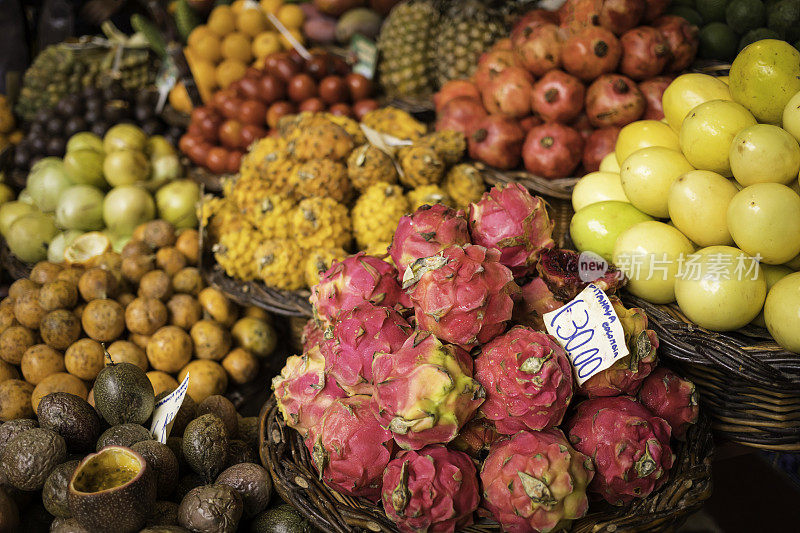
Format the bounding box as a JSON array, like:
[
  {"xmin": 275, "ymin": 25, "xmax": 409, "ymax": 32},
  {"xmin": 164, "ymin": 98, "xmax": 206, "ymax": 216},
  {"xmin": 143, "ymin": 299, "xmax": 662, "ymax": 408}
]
[
  {"xmin": 319, "ymin": 76, "xmax": 349, "ymax": 104},
  {"xmin": 198, "ymin": 113, "xmax": 222, "ymax": 142},
  {"xmin": 305, "ymin": 54, "xmax": 334, "ymax": 81},
  {"xmin": 237, "ymin": 77, "xmax": 261, "ymax": 100},
  {"xmin": 220, "ymin": 98, "xmax": 242, "ymax": 120},
  {"xmin": 345, "ymin": 73, "xmax": 373, "ymax": 101},
  {"xmin": 240, "ymin": 124, "xmax": 267, "ymax": 150},
  {"xmin": 327, "ymin": 103, "xmax": 352, "ymax": 117},
  {"xmin": 186, "ymin": 121, "xmax": 204, "ymax": 137},
  {"xmin": 218, "ymin": 120, "xmax": 243, "ymax": 149},
  {"xmin": 227, "ymin": 150, "xmax": 244, "ymax": 174},
  {"xmin": 206, "ymin": 147, "xmax": 230, "ymax": 174},
  {"xmin": 211, "ymin": 89, "xmax": 235, "ymax": 112},
  {"xmin": 299, "ymin": 98, "xmax": 325, "ymax": 113},
  {"xmin": 288, "ymin": 74, "xmax": 318, "ymax": 103},
  {"xmin": 245, "ymin": 67, "xmax": 261, "ymax": 79},
  {"xmin": 238, "ymin": 100, "xmax": 268, "ymax": 126},
  {"xmin": 257, "ymin": 75, "xmax": 286, "ymax": 103},
  {"xmin": 353, "ymin": 99, "xmax": 379, "ymax": 120},
  {"xmin": 179, "ymin": 134, "xmax": 201, "ymax": 154},
  {"xmin": 187, "ymin": 141, "xmax": 211, "ymax": 165},
  {"xmin": 266, "ymin": 101, "xmax": 296, "ymax": 129},
  {"xmin": 270, "ymin": 57, "xmax": 301, "ymax": 83},
  {"xmin": 330, "ymin": 56, "xmax": 350, "ymax": 76},
  {"xmin": 264, "ymin": 53, "xmax": 285, "ymax": 73}
]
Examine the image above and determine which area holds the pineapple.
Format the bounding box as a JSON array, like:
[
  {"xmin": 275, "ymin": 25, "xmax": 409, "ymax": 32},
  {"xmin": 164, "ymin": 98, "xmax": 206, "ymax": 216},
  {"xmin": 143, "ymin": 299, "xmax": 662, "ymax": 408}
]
[
  {"xmin": 347, "ymin": 144, "xmax": 398, "ymax": 192},
  {"xmin": 417, "ymin": 130, "xmax": 467, "ymax": 166},
  {"xmin": 304, "ymin": 248, "xmax": 348, "ymax": 288},
  {"xmin": 214, "ymin": 227, "xmax": 263, "ymax": 281},
  {"xmin": 398, "ymin": 145, "xmax": 445, "ymax": 187},
  {"xmin": 362, "ymin": 107, "xmax": 427, "ymax": 141},
  {"xmin": 352, "ymin": 183, "xmax": 410, "ymax": 249},
  {"xmin": 407, "ymin": 185, "xmax": 453, "ymax": 211},
  {"xmin": 444, "ymin": 164, "xmax": 485, "ymax": 207},
  {"xmin": 292, "ymin": 197, "xmax": 352, "ymax": 250},
  {"xmin": 255, "ymin": 240, "xmax": 306, "ymax": 290},
  {"xmin": 290, "ymin": 159, "xmax": 352, "ymax": 203},
  {"xmin": 432, "ymin": 1, "xmax": 506, "ymax": 88},
  {"xmin": 377, "ymin": 1, "xmax": 440, "ymax": 100}
]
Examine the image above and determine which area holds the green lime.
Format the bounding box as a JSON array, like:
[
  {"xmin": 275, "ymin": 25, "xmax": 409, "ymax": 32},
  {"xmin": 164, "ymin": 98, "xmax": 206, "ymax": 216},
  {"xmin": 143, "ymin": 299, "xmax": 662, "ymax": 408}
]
[
  {"xmin": 697, "ymin": 0, "xmax": 730, "ymax": 22},
  {"xmin": 739, "ymin": 27, "xmax": 781, "ymax": 50},
  {"xmin": 699, "ymin": 22, "xmax": 739, "ymax": 60},
  {"xmin": 767, "ymin": 0, "xmax": 800, "ymax": 40},
  {"xmin": 668, "ymin": 6, "xmax": 705, "ymax": 26},
  {"xmin": 726, "ymin": 0, "xmax": 766, "ymax": 34}
]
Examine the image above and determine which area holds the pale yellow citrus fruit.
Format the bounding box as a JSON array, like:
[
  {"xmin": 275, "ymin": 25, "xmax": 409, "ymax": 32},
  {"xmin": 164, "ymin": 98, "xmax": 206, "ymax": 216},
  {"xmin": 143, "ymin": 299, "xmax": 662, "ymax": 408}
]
[
  {"xmin": 221, "ymin": 32, "xmax": 253, "ymax": 63},
  {"xmin": 277, "ymin": 4, "xmax": 304, "ymax": 28},
  {"xmin": 216, "ymin": 60, "xmax": 248, "ymax": 89},
  {"xmin": 192, "ymin": 32, "xmax": 222, "ymax": 63},
  {"xmin": 207, "ymin": 5, "xmax": 237, "ymax": 36},
  {"xmin": 236, "ymin": 7, "xmax": 268, "ymax": 37},
  {"xmin": 615, "ymin": 120, "xmax": 680, "ymax": 164},
  {"xmin": 252, "ymin": 31, "xmax": 282, "ymax": 58},
  {"xmin": 662, "ymin": 73, "xmax": 732, "ymax": 132}
]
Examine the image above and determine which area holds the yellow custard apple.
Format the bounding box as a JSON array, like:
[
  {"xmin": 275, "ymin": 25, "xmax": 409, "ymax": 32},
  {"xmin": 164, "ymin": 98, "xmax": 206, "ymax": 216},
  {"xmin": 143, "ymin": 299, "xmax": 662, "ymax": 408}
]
[
  {"xmin": 351, "ymin": 182, "xmax": 409, "ymax": 249},
  {"xmin": 247, "ymin": 195, "xmax": 296, "ymax": 239},
  {"xmin": 290, "ymin": 159, "xmax": 352, "ymax": 203},
  {"xmin": 303, "ymin": 247, "xmax": 349, "ymax": 287},
  {"xmin": 346, "ymin": 144, "xmax": 398, "ymax": 192},
  {"xmin": 398, "ymin": 145, "xmax": 446, "ymax": 187},
  {"xmin": 362, "ymin": 107, "xmax": 426, "ymax": 141},
  {"xmin": 292, "ymin": 197, "xmax": 352, "ymax": 250},
  {"xmin": 239, "ymin": 137, "xmax": 295, "ymax": 196},
  {"xmin": 443, "ymin": 163, "xmax": 485, "ymax": 207},
  {"xmin": 406, "ymin": 184, "xmax": 454, "ymax": 211},
  {"xmin": 291, "ymin": 120, "xmax": 354, "ymax": 161},
  {"xmin": 417, "ymin": 130, "xmax": 467, "ymax": 165},
  {"xmin": 324, "ymin": 113, "xmax": 367, "ymax": 145},
  {"xmin": 214, "ymin": 226, "xmax": 263, "ymax": 281},
  {"xmin": 255, "ymin": 239, "xmax": 306, "ymax": 291}
]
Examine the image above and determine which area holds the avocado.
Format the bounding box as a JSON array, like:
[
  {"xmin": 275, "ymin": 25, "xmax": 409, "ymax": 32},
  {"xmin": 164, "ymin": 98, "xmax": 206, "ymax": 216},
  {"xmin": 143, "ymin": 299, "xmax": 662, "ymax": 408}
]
[
  {"xmin": 94, "ymin": 362, "xmax": 155, "ymax": 426},
  {"xmin": 132, "ymin": 440, "xmax": 180, "ymax": 499},
  {"xmin": 177, "ymin": 484, "xmax": 243, "ymax": 533},
  {"xmin": 50, "ymin": 517, "xmax": 89, "ymax": 533},
  {"xmin": 155, "ymin": 390, "xmax": 196, "ymax": 437},
  {"xmin": 68, "ymin": 446, "xmax": 157, "ymax": 533},
  {"xmin": 145, "ymin": 500, "xmax": 180, "ymax": 527},
  {"xmin": 196, "ymin": 395, "xmax": 238, "ymax": 439},
  {"xmin": 0, "ymin": 427, "xmax": 66, "ymax": 491},
  {"xmin": 0, "ymin": 418, "xmax": 37, "ymax": 455},
  {"xmin": 43, "ymin": 459, "xmax": 80, "ymax": 518},
  {"xmin": 0, "ymin": 487, "xmax": 19, "ymax": 532},
  {"xmin": 173, "ymin": 473, "xmax": 204, "ymax": 503},
  {"xmin": 250, "ymin": 504, "xmax": 314, "ymax": 533},
  {"xmin": 225, "ymin": 439, "xmax": 258, "ymax": 468},
  {"xmin": 216, "ymin": 462, "xmax": 272, "ymax": 518},
  {"xmin": 183, "ymin": 414, "xmax": 228, "ymax": 482},
  {"xmin": 96, "ymin": 423, "xmax": 152, "ymax": 451},
  {"xmin": 38, "ymin": 393, "xmax": 101, "ymax": 453},
  {"xmin": 238, "ymin": 416, "xmax": 259, "ymax": 449}
]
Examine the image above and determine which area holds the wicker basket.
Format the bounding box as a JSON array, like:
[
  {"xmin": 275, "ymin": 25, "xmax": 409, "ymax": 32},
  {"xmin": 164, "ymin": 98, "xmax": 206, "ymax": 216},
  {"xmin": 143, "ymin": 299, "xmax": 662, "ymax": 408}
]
[
  {"xmin": 477, "ymin": 162, "xmax": 579, "ymax": 201},
  {"xmin": 259, "ymin": 395, "xmax": 713, "ymax": 533}
]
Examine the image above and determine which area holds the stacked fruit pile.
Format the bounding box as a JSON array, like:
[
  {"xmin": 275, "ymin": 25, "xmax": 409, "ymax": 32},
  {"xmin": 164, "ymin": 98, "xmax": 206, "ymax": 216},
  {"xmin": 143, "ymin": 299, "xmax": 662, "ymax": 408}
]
[
  {"xmin": 300, "ymin": 0, "xmax": 400, "ymax": 45},
  {"xmin": 0, "ymin": 124, "xmax": 200, "ymax": 264},
  {"xmin": 570, "ymin": 39, "xmax": 800, "ymax": 353},
  {"xmin": 274, "ymin": 183, "xmax": 700, "ymax": 531},
  {"xmin": 0, "ymin": 95, "xmax": 22, "ymax": 154},
  {"xmin": 434, "ymin": 2, "xmax": 701, "ymax": 178},
  {"xmin": 203, "ymin": 109, "xmax": 488, "ymax": 291},
  {"xmin": 179, "ymin": 50, "xmax": 376, "ymax": 174}
]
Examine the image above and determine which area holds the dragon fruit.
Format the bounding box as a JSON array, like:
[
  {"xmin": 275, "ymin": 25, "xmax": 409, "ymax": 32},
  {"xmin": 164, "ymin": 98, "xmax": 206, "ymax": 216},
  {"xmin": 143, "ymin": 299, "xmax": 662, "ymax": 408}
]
[
  {"xmin": 475, "ymin": 326, "xmax": 573, "ymax": 434},
  {"xmin": 579, "ymin": 297, "xmax": 658, "ymax": 397},
  {"xmin": 449, "ymin": 416, "xmax": 503, "ymax": 460},
  {"xmin": 381, "ymin": 445, "xmax": 480, "ymax": 533},
  {"xmin": 272, "ymin": 343, "xmax": 347, "ymax": 437},
  {"xmin": 481, "ymin": 429, "xmax": 594, "ymax": 533},
  {"xmin": 310, "ymin": 252, "xmax": 410, "ymax": 327},
  {"xmin": 403, "ymin": 244, "xmax": 519, "ymax": 349},
  {"xmin": 566, "ymin": 396, "xmax": 674, "ymax": 505},
  {"xmin": 468, "ymin": 183, "xmax": 555, "ymax": 277},
  {"xmin": 638, "ymin": 367, "xmax": 699, "ymax": 440},
  {"xmin": 326, "ymin": 304, "xmax": 412, "ymax": 395},
  {"xmin": 389, "ymin": 204, "xmax": 471, "ymax": 280},
  {"xmin": 301, "ymin": 318, "xmax": 325, "ymax": 352},
  {"xmin": 515, "ymin": 277, "xmax": 564, "ymax": 330},
  {"xmin": 538, "ymin": 248, "xmax": 625, "ymax": 302},
  {"xmin": 305, "ymin": 395, "xmax": 394, "ymax": 501},
  {"xmin": 372, "ymin": 331, "xmax": 485, "ymax": 450}
]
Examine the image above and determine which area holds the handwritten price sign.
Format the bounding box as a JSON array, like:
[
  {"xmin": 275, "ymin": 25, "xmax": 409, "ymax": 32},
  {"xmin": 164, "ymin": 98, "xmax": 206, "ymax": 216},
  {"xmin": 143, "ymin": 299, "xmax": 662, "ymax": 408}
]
[
  {"xmin": 544, "ymin": 284, "xmax": 628, "ymax": 385},
  {"xmin": 149, "ymin": 373, "xmax": 189, "ymax": 443}
]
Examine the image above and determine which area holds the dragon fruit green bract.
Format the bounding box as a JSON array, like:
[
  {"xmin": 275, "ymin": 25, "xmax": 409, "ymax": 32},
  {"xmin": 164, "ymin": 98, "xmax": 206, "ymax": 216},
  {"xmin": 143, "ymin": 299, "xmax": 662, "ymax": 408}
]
[
  {"xmin": 579, "ymin": 297, "xmax": 658, "ymax": 397},
  {"xmin": 389, "ymin": 204, "xmax": 471, "ymax": 280},
  {"xmin": 310, "ymin": 252, "xmax": 409, "ymax": 327},
  {"xmin": 468, "ymin": 183, "xmax": 555, "ymax": 276},
  {"xmin": 403, "ymin": 244, "xmax": 519, "ymax": 349},
  {"xmin": 475, "ymin": 326, "xmax": 574, "ymax": 434},
  {"xmin": 272, "ymin": 343, "xmax": 347, "ymax": 437},
  {"xmin": 638, "ymin": 367, "xmax": 699, "ymax": 440},
  {"xmin": 566, "ymin": 396, "xmax": 674, "ymax": 506},
  {"xmin": 326, "ymin": 304, "xmax": 412, "ymax": 395},
  {"xmin": 481, "ymin": 429, "xmax": 594, "ymax": 533},
  {"xmin": 381, "ymin": 445, "xmax": 480, "ymax": 533},
  {"xmin": 372, "ymin": 331, "xmax": 485, "ymax": 450},
  {"xmin": 306, "ymin": 395, "xmax": 394, "ymax": 502}
]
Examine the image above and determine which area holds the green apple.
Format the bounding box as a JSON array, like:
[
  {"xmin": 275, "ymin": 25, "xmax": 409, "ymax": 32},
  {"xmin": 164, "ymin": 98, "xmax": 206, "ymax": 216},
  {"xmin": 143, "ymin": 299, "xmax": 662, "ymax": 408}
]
[
  {"xmin": 751, "ymin": 264, "xmax": 793, "ymax": 327},
  {"xmin": 765, "ymin": 272, "xmax": 800, "ymax": 352},
  {"xmin": 571, "ymin": 201, "xmax": 653, "ymax": 262},
  {"xmin": 571, "ymin": 171, "xmax": 628, "ymax": 212},
  {"xmin": 668, "ymin": 170, "xmax": 738, "ymax": 247}
]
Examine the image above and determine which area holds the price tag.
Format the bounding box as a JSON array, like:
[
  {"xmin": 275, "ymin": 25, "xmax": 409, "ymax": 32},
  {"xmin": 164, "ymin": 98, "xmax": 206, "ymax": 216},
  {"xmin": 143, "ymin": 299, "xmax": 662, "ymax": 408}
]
[
  {"xmin": 350, "ymin": 34, "xmax": 378, "ymax": 79},
  {"xmin": 155, "ymin": 55, "xmax": 179, "ymax": 113},
  {"xmin": 544, "ymin": 284, "xmax": 628, "ymax": 385},
  {"xmin": 149, "ymin": 373, "xmax": 190, "ymax": 443}
]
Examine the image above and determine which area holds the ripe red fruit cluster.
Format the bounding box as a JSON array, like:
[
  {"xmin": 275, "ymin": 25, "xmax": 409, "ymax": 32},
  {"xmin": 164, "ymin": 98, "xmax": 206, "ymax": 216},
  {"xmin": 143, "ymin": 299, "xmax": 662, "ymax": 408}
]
[
  {"xmin": 180, "ymin": 50, "xmax": 377, "ymax": 174},
  {"xmin": 434, "ymin": 1, "xmax": 700, "ymax": 178}
]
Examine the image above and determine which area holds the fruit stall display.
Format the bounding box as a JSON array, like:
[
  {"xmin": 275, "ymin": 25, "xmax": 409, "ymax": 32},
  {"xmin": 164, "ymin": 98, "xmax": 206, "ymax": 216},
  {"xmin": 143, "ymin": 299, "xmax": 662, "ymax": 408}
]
[
  {"xmin": 179, "ymin": 50, "xmax": 377, "ymax": 174},
  {"xmin": 264, "ymin": 184, "xmax": 712, "ymax": 532},
  {"xmin": 432, "ymin": 2, "xmax": 701, "ymax": 182},
  {"xmin": 568, "ymin": 38, "xmax": 800, "ymax": 448}
]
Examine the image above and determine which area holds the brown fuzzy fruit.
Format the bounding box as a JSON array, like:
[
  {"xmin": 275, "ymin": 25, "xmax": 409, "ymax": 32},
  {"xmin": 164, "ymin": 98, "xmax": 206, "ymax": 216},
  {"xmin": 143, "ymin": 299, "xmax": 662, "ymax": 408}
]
[
  {"xmin": 40, "ymin": 309, "xmax": 82, "ymax": 350},
  {"xmin": 38, "ymin": 280, "xmax": 79, "ymax": 311},
  {"xmin": 65, "ymin": 337, "xmax": 105, "ymax": 381},
  {"xmin": 0, "ymin": 379, "xmax": 35, "ymax": 421},
  {"xmin": 78, "ymin": 268, "xmax": 119, "ymax": 301},
  {"xmin": 0, "ymin": 325, "xmax": 37, "ymax": 365},
  {"xmin": 147, "ymin": 371, "xmax": 179, "ymax": 396},
  {"xmin": 81, "ymin": 299, "xmax": 125, "ymax": 342},
  {"xmin": 122, "ymin": 255, "xmax": 156, "ymax": 284},
  {"xmin": 31, "ymin": 372, "xmax": 88, "ymax": 411},
  {"xmin": 222, "ymin": 348, "xmax": 259, "ymax": 385},
  {"xmin": 139, "ymin": 270, "xmax": 173, "ymax": 301},
  {"xmin": 175, "ymin": 230, "xmax": 200, "ymax": 266},
  {"xmin": 14, "ymin": 290, "xmax": 46, "ymax": 329},
  {"xmin": 125, "ymin": 297, "xmax": 169, "ymax": 336},
  {"xmin": 117, "ymin": 293, "xmax": 136, "ymax": 308},
  {"xmin": 129, "ymin": 333, "xmax": 152, "ymax": 350},
  {"xmin": 156, "ymin": 247, "xmax": 187, "ymax": 276},
  {"xmin": 172, "ymin": 268, "xmax": 205, "ymax": 296},
  {"xmin": 8, "ymin": 278, "xmax": 38, "ymax": 300},
  {"xmin": 122, "ymin": 240, "xmax": 152, "ymax": 259},
  {"xmin": 29, "ymin": 262, "xmax": 63, "ymax": 284},
  {"xmin": 146, "ymin": 326, "xmax": 193, "ymax": 373},
  {"xmin": 20, "ymin": 344, "xmax": 65, "ymax": 385},
  {"xmin": 57, "ymin": 267, "xmax": 85, "ymax": 286},
  {"xmin": 132, "ymin": 223, "xmax": 148, "ymax": 243},
  {"xmin": 106, "ymin": 340, "xmax": 148, "ymax": 371},
  {"xmin": 144, "ymin": 220, "xmax": 177, "ymax": 249},
  {"xmin": 167, "ymin": 294, "xmax": 203, "ymax": 330},
  {"xmin": 0, "ymin": 305, "xmax": 16, "ymax": 335},
  {"xmin": 198, "ymin": 288, "xmax": 237, "ymax": 327},
  {"xmin": 178, "ymin": 360, "xmax": 228, "ymax": 403},
  {"xmin": 190, "ymin": 320, "xmax": 231, "ymax": 361}
]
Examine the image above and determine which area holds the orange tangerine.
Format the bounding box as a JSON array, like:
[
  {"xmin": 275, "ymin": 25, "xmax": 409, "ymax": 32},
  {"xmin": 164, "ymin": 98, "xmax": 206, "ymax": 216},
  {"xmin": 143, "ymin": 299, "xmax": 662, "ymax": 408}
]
[
  {"xmin": 276, "ymin": 4, "xmax": 304, "ymax": 29},
  {"xmin": 207, "ymin": 5, "xmax": 237, "ymax": 36},
  {"xmin": 221, "ymin": 31, "xmax": 253, "ymax": 63},
  {"xmin": 236, "ymin": 7, "xmax": 268, "ymax": 38},
  {"xmin": 192, "ymin": 32, "xmax": 222, "ymax": 63},
  {"xmin": 216, "ymin": 59, "xmax": 248, "ymax": 89},
  {"xmin": 252, "ymin": 31, "xmax": 282, "ymax": 58}
]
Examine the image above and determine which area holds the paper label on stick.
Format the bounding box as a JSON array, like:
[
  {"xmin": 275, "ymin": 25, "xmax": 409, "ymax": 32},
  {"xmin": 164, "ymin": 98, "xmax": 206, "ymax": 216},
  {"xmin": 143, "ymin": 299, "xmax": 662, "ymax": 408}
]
[
  {"xmin": 543, "ymin": 284, "xmax": 629, "ymax": 385},
  {"xmin": 150, "ymin": 373, "xmax": 190, "ymax": 443}
]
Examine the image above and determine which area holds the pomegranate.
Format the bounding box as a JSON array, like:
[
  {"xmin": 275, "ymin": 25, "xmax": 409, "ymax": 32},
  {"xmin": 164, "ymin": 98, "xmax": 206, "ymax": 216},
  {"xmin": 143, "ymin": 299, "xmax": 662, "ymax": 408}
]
[
  {"xmin": 598, "ymin": 0, "xmax": 645, "ymax": 35},
  {"xmin": 492, "ymin": 38, "xmax": 513, "ymax": 52},
  {"xmin": 585, "ymin": 74, "xmax": 645, "ymax": 127},
  {"xmin": 474, "ymin": 50, "xmax": 521, "ymax": 92},
  {"xmin": 643, "ymin": 0, "xmax": 671, "ymax": 22},
  {"xmin": 530, "ymin": 70, "xmax": 586, "ymax": 123},
  {"xmin": 511, "ymin": 23, "xmax": 565, "ymax": 76},
  {"xmin": 468, "ymin": 115, "xmax": 526, "ymax": 170},
  {"xmin": 582, "ymin": 127, "xmax": 621, "ymax": 172},
  {"xmin": 513, "ymin": 9, "xmax": 560, "ymax": 31},
  {"xmin": 562, "ymin": 26, "xmax": 622, "ymax": 81},
  {"xmin": 619, "ymin": 26, "xmax": 671, "ymax": 80},
  {"xmin": 522, "ymin": 123, "xmax": 584, "ymax": 179},
  {"xmin": 434, "ymin": 80, "xmax": 481, "ymax": 112},
  {"xmin": 520, "ymin": 115, "xmax": 544, "ymax": 133},
  {"xmin": 482, "ymin": 67, "xmax": 535, "ymax": 118},
  {"xmin": 570, "ymin": 113, "xmax": 594, "ymax": 141},
  {"xmin": 652, "ymin": 16, "xmax": 700, "ymax": 72},
  {"xmin": 436, "ymin": 96, "xmax": 488, "ymax": 137},
  {"xmin": 639, "ymin": 76, "xmax": 672, "ymax": 120},
  {"xmin": 559, "ymin": 0, "xmax": 602, "ymax": 34}
]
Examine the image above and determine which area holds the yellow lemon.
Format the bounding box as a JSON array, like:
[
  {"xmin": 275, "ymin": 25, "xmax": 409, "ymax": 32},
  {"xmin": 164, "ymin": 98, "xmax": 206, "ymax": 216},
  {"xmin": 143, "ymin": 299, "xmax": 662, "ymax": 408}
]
[
  {"xmin": 277, "ymin": 4, "xmax": 305, "ymax": 29},
  {"xmin": 599, "ymin": 152, "xmax": 620, "ymax": 172},
  {"xmin": 169, "ymin": 84, "xmax": 194, "ymax": 114},
  {"xmin": 221, "ymin": 31, "xmax": 253, "ymax": 63},
  {"xmin": 231, "ymin": 0, "xmax": 247, "ymax": 16},
  {"xmin": 236, "ymin": 7, "xmax": 268, "ymax": 37},
  {"xmin": 620, "ymin": 146, "xmax": 694, "ymax": 218},
  {"xmin": 252, "ymin": 31, "xmax": 282, "ymax": 59},
  {"xmin": 207, "ymin": 5, "xmax": 237, "ymax": 36},
  {"xmin": 615, "ymin": 120, "xmax": 680, "ymax": 164},
  {"xmin": 730, "ymin": 124, "xmax": 800, "ymax": 187},
  {"xmin": 662, "ymin": 73, "xmax": 732, "ymax": 132},
  {"xmin": 187, "ymin": 25, "xmax": 214, "ymax": 48},
  {"xmin": 216, "ymin": 60, "xmax": 248, "ymax": 89},
  {"xmin": 260, "ymin": 0, "xmax": 283, "ymax": 14},
  {"xmin": 280, "ymin": 28, "xmax": 305, "ymax": 49},
  {"xmin": 189, "ymin": 59, "xmax": 218, "ymax": 92},
  {"xmin": 192, "ymin": 32, "xmax": 222, "ymax": 63}
]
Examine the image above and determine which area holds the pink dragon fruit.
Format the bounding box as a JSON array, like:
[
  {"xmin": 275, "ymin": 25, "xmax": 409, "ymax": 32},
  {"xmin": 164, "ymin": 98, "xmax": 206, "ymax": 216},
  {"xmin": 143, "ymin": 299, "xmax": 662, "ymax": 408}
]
[
  {"xmin": 310, "ymin": 252, "xmax": 410, "ymax": 327},
  {"xmin": 372, "ymin": 331, "xmax": 485, "ymax": 450},
  {"xmin": 389, "ymin": 204, "xmax": 471, "ymax": 280},
  {"xmin": 566, "ymin": 396, "xmax": 674, "ymax": 505},
  {"xmin": 449, "ymin": 416, "xmax": 503, "ymax": 460},
  {"xmin": 326, "ymin": 304, "xmax": 413, "ymax": 395},
  {"xmin": 381, "ymin": 445, "xmax": 480, "ymax": 533},
  {"xmin": 301, "ymin": 318, "xmax": 325, "ymax": 352},
  {"xmin": 475, "ymin": 326, "xmax": 573, "ymax": 434},
  {"xmin": 403, "ymin": 244, "xmax": 519, "ymax": 349},
  {"xmin": 638, "ymin": 367, "xmax": 699, "ymax": 440},
  {"xmin": 468, "ymin": 183, "xmax": 555, "ymax": 277},
  {"xmin": 579, "ymin": 297, "xmax": 658, "ymax": 397},
  {"xmin": 538, "ymin": 248, "xmax": 625, "ymax": 302},
  {"xmin": 481, "ymin": 429, "xmax": 594, "ymax": 533},
  {"xmin": 272, "ymin": 343, "xmax": 347, "ymax": 437},
  {"xmin": 305, "ymin": 395, "xmax": 394, "ymax": 501},
  {"xmin": 515, "ymin": 277, "xmax": 564, "ymax": 330}
]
